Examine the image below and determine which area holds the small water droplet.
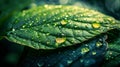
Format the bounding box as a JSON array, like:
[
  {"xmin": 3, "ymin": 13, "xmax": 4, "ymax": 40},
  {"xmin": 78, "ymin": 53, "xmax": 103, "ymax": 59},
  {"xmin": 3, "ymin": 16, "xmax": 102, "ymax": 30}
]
[
  {"xmin": 80, "ymin": 59, "xmax": 84, "ymax": 63},
  {"xmin": 96, "ymin": 41, "xmax": 102, "ymax": 47},
  {"xmin": 31, "ymin": 21, "xmax": 34, "ymax": 23},
  {"xmin": 47, "ymin": 24, "xmax": 50, "ymax": 26},
  {"xmin": 29, "ymin": 23, "xmax": 32, "ymax": 26},
  {"xmin": 46, "ymin": 33, "xmax": 50, "ymax": 35},
  {"xmin": 12, "ymin": 28, "xmax": 15, "ymax": 31},
  {"xmin": 44, "ymin": 5, "xmax": 48, "ymax": 8},
  {"xmin": 67, "ymin": 60, "xmax": 73, "ymax": 64},
  {"xmin": 43, "ymin": 19, "xmax": 45, "ymax": 22},
  {"xmin": 74, "ymin": 26, "xmax": 77, "ymax": 28},
  {"xmin": 92, "ymin": 51, "xmax": 96, "ymax": 55},
  {"xmin": 92, "ymin": 23, "xmax": 100, "ymax": 28},
  {"xmin": 109, "ymin": 52, "xmax": 113, "ymax": 55},
  {"xmin": 22, "ymin": 25, "xmax": 25, "ymax": 28},
  {"xmin": 61, "ymin": 20, "xmax": 67, "ymax": 25},
  {"xmin": 47, "ymin": 41, "xmax": 50, "ymax": 44},
  {"xmin": 81, "ymin": 47, "xmax": 89, "ymax": 54},
  {"xmin": 61, "ymin": 33, "xmax": 65, "ymax": 36},
  {"xmin": 54, "ymin": 23, "xmax": 57, "ymax": 27},
  {"xmin": 37, "ymin": 63, "xmax": 44, "ymax": 67},
  {"xmin": 74, "ymin": 18, "xmax": 78, "ymax": 21},
  {"xmin": 43, "ymin": 13, "xmax": 46, "ymax": 16}
]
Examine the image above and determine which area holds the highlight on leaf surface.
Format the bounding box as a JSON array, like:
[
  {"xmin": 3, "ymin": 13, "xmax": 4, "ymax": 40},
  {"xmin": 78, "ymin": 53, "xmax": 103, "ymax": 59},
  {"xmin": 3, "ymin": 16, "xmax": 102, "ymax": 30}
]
[{"xmin": 6, "ymin": 5, "xmax": 120, "ymax": 49}]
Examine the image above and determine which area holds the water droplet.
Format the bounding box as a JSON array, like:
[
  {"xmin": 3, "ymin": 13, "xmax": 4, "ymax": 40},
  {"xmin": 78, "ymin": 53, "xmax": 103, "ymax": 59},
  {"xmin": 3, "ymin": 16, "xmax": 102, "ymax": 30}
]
[
  {"xmin": 74, "ymin": 18, "xmax": 78, "ymax": 21},
  {"xmin": 56, "ymin": 37, "xmax": 66, "ymax": 44},
  {"xmin": 61, "ymin": 33, "xmax": 65, "ymax": 36},
  {"xmin": 66, "ymin": 15, "xmax": 69, "ymax": 17},
  {"xmin": 109, "ymin": 52, "xmax": 113, "ymax": 55},
  {"xmin": 43, "ymin": 13, "xmax": 46, "ymax": 16},
  {"xmin": 96, "ymin": 41, "xmax": 102, "ymax": 47},
  {"xmin": 80, "ymin": 59, "xmax": 84, "ymax": 63},
  {"xmin": 47, "ymin": 24, "xmax": 50, "ymax": 26},
  {"xmin": 30, "ymin": 3, "xmax": 37, "ymax": 8},
  {"xmin": 92, "ymin": 51, "xmax": 96, "ymax": 55},
  {"xmin": 106, "ymin": 58, "xmax": 109, "ymax": 60},
  {"xmin": 37, "ymin": 63, "xmax": 44, "ymax": 67},
  {"xmin": 43, "ymin": 19, "xmax": 45, "ymax": 22},
  {"xmin": 69, "ymin": 22, "xmax": 72, "ymax": 24},
  {"xmin": 54, "ymin": 23, "xmax": 57, "ymax": 27},
  {"xmin": 47, "ymin": 42, "xmax": 50, "ymax": 44},
  {"xmin": 67, "ymin": 60, "xmax": 73, "ymax": 64},
  {"xmin": 92, "ymin": 23, "xmax": 100, "ymax": 28},
  {"xmin": 12, "ymin": 28, "xmax": 15, "ymax": 31},
  {"xmin": 58, "ymin": 5, "xmax": 62, "ymax": 8},
  {"xmin": 81, "ymin": 47, "xmax": 89, "ymax": 54},
  {"xmin": 22, "ymin": 25, "xmax": 25, "ymax": 28},
  {"xmin": 44, "ymin": 5, "xmax": 48, "ymax": 8},
  {"xmin": 46, "ymin": 33, "xmax": 50, "ymax": 35},
  {"xmin": 74, "ymin": 26, "xmax": 77, "ymax": 28},
  {"xmin": 61, "ymin": 20, "xmax": 67, "ymax": 25},
  {"xmin": 31, "ymin": 21, "xmax": 34, "ymax": 23},
  {"xmin": 29, "ymin": 23, "xmax": 32, "ymax": 26}
]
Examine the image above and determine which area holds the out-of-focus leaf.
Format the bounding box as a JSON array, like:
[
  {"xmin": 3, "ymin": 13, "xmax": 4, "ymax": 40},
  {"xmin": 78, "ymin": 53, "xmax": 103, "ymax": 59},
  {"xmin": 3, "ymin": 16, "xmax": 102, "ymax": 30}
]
[
  {"xmin": 6, "ymin": 5, "xmax": 120, "ymax": 49},
  {"xmin": 0, "ymin": 37, "xmax": 3, "ymax": 40},
  {"xmin": 0, "ymin": 0, "xmax": 33, "ymax": 22},
  {"xmin": 103, "ymin": 37, "xmax": 120, "ymax": 67},
  {"xmin": 0, "ymin": 0, "xmax": 33, "ymax": 36},
  {"xmin": 18, "ymin": 36, "xmax": 107, "ymax": 67}
]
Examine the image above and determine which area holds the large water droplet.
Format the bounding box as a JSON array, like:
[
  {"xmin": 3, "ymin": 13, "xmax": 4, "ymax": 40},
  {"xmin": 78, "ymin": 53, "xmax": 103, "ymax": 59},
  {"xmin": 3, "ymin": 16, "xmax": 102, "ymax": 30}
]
[
  {"xmin": 56, "ymin": 37, "xmax": 66, "ymax": 44},
  {"xmin": 92, "ymin": 23, "xmax": 100, "ymax": 28}
]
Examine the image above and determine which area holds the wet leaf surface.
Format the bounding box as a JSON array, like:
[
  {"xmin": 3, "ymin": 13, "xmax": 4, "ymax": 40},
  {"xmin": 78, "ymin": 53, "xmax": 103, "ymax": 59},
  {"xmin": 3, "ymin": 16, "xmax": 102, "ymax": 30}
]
[
  {"xmin": 103, "ymin": 36, "xmax": 120, "ymax": 67},
  {"xmin": 6, "ymin": 5, "xmax": 120, "ymax": 49},
  {"xmin": 18, "ymin": 36, "xmax": 107, "ymax": 67}
]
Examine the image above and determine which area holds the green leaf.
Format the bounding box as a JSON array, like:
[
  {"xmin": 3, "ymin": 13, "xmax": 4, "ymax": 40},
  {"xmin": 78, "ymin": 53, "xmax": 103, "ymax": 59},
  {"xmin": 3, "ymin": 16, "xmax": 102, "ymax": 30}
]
[
  {"xmin": 103, "ymin": 37, "xmax": 120, "ymax": 67},
  {"xmin": 18, "ymin": 36, "xmax": 107, "ymax": 67},
  {"xmin": 0, "ymin": 0, "xmax": 33, "ymax": 35},
  {"xmin": 6, "ymin": 5, "xmax": 120, "ymax": 49}
]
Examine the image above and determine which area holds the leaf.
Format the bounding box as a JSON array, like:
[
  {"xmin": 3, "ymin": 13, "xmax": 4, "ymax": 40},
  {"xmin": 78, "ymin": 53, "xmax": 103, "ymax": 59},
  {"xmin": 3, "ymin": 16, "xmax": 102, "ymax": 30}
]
[
  {"xmin": 0, "ymin": 0, "xmax": 33, "ymax": 36},
  {"xmin": 0, "ymin": 0, "xmax": 33, "ymax": 22},
  {"xmin": 18, "ymin": 36, "xmax": 107, "ymax": 67},
  {"xmin": 103, "ymin": 36, "xmax": 120, "ymax": 67},
  {"xmin": 6, "ymin": 5, "xmax": 120, "ymax": 49}
]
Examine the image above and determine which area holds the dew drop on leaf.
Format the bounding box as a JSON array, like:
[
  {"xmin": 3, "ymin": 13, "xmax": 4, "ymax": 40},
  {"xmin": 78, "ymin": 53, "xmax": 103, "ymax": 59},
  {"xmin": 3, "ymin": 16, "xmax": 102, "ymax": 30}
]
[
  {"xmin": 81, "ymin": 47, "xmax": 90, "ymax": 54},
  {"xmin": 22, "ymin": 25, "xmax": 25, "ymax": 28},
  {"xmin": 96, "ymin": 41, "xmax": 102, "ymax": 47},
  {"xmin": 55, "ymin": 37, "xmax": 66, "ymax": 44},
  {"xmin": 12, "ymin": 28, "xmax": 15, "ymax": 31},
  {"xmin": 61, "ymin": 20, "xmax": 67, "ymax": 25},
  {"xmin": 67, "ymin": 60, "xmax": 73, "ymax": 64},
  {"xmin": 80, "ymin": 59, "xmax": 84, "ymax": 63},
  {"xmin": 47, "ymin": 42, "xmax": 50, "ymax": 44},
  {"xmin": 92, "ymin": 51, "xmax": 96, "ymax": 55},
  {"xmin": 92, "ymin": 23, "xmax": 101, "ymax": 28}
]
